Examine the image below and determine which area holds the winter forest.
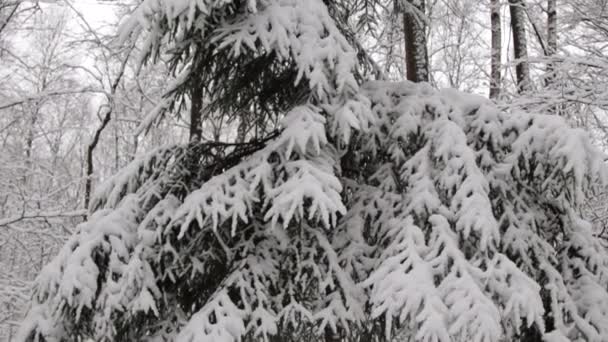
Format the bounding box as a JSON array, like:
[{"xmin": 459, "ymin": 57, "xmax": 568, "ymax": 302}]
[{"xmin": 4, "ymin": 0, "xmax": 608, "ymax": 341}]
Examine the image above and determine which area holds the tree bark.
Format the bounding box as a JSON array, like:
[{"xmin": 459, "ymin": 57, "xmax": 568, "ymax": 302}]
[
  {"xmin": 546, "ymin": 0, "xmax": 557, "ymax": 56},
  {"xmin": 85, "ymin": 107, "xmax": 112, "ymax": 210},
  {"xmin": 190, "ymin": 81, "xmax": 203, "ymax": 142},
  {"xmin": 509, "ymin": 0, "xmax": 531, "ymax": 93},
  {"xmin": 546, "ymin": 0, "xmax": 557, "ymax": 84},
  {"xmin": 402, "ymin": 0, "xmax": 429, "ymax": 83},
  {"xmin": 490, "ymin": 0, "xmax": 502, "ymax": 99}
]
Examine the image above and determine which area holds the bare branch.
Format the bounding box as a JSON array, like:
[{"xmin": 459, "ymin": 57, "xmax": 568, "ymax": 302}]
[
  {"xmin": 0, "ymin": 88, "xmax": 101, "ymax": 110},
  {"xmin": 0, "ymin": 209, "xmax": 86, "ymax": 227}
]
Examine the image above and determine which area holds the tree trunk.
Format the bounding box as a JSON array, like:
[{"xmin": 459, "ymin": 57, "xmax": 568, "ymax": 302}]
[
  {"xmin": 24, "ymin": 103, "xmax": 39, "ymax": 185},
  {"xmin": 236, "ymin": 117, "xmax": 248, "ymax": 143},
  {"xmin": 509, "ymin": 0, "xmax": 531, "ymax": 93},
  {"xmin": 324, "ymin": 326, "xmax": 341, "ymax": 342},
  {"xmin": 83, "ymin": 49, "xmax": 131, "ymax": 211},
  {"xmin": 402, "ymin": 0, "xmax": 429, "ymax": 83},
  {"xmin": 490, "ymin": 0, "xmax": 502, "ymax": 99},
  {"xmin": 546, "ymin": 0, "xmax": 557, "ymax": 57},
  {"xmin": 84, "ymin": 108, "xmax": 112, "ymax": 210},
  {"xmin": 190, "ymin": 81, "xmax": 203, "ymax": 142},
  {"xmin": 546, "ymin": 0, "xmax": 557, "ymax": 84}
]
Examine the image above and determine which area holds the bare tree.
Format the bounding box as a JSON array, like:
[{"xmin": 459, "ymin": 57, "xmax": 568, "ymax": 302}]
[
  {"xmin": 59, "ymin": 0, "xmax": 135, "ymax": 210},
  {"xmin": 83, "ymin": 49, "xmax": 131, "ymax": 210},
  {"xmin": 0, "ymin": 8, "xmax": 88, "ymax": 339},
  {"xmin": 0, "ymin": 1, "xmax": 40, "ymax": 41}
]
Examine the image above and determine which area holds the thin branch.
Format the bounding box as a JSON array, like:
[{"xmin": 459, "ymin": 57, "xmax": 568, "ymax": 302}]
[
  {"xmin": 523, "ymin": 5, "xmax": 548, "ymax": 56},
  {"xmin": 0, "ymin": 1, "xmax": 19, "ymax": 36},
  {"xmin": 0, "ymin": 209, "xmax": 87, "ymax": 227},
  {"xmin": 0, "ymin": 88, "xmax": 100, "ymax": 110}
]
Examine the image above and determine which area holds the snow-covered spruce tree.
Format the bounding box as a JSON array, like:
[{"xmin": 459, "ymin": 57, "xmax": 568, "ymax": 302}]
[{"xmin": 19, "ymin": 1, "xmax": 608, "ymax": 341}]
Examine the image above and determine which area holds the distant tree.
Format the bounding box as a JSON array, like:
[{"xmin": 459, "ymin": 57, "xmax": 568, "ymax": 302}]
[
  {"xmin": 0, "ymin": 3, "xmax": 185, "ymax": 339},
  {"xmin": 509, "ymin": 0, "xmax": 531, "ymax": 92},
  {"xmin": 426, "ymin": 0, "xmax": 488, "ymax": 92},
  {"xmin": 0, "ymin": 8, "xmax": 88, "ymax": 340}
]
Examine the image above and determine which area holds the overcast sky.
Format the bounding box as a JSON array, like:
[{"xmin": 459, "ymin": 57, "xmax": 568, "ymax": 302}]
[{"xmin": 72, "ymin": 0, "xmax": 121, "ymax": 32}]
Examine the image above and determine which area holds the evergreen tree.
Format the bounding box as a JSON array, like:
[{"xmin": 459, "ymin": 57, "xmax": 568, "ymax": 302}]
[{"xmin": 18, "ymin": 1, "xmax": 608, "ymax": 341}]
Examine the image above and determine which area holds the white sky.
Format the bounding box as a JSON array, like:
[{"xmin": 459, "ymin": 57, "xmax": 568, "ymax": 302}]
[
  {"xmin": 27, "ymin": 0, "xmax": 122, "ymax": 35},
  {"xmin": 72, "ymin": 0, "xmax": 121, "ymax": 32}
]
